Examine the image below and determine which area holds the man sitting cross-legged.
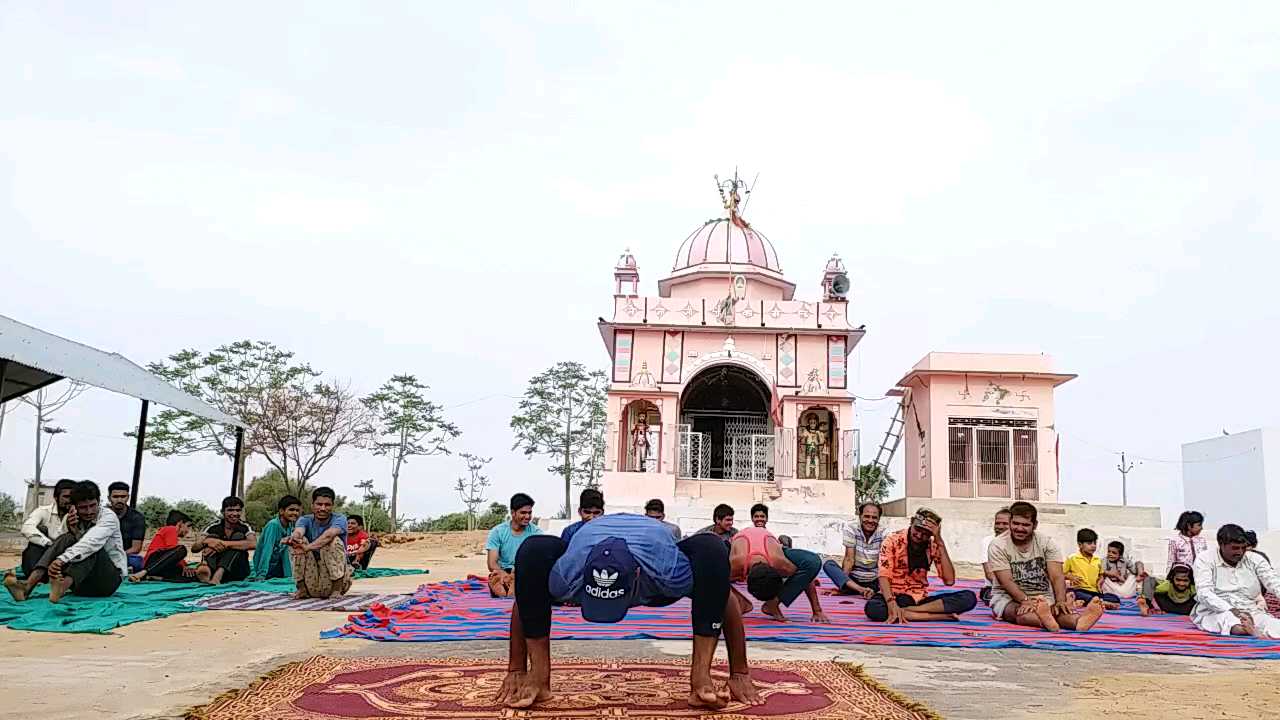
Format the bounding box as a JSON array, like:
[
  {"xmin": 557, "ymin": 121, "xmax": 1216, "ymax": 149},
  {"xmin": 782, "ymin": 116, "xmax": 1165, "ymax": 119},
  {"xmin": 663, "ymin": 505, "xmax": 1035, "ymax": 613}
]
[
  {"xmin": 697, "ymin": 503, "xmax": 738, "ymax": 542},
  {"xmin": 486, "ymin": 493, "xmax": 542, "ymax": 597},
  {"xmin": 1191, "ymin": 523, "xmax": 1280, "ymax": 638},
  {"xmin": 251, "ymin": 495, "xmax": 302, "ymax": 579},
  {"xmin": 729, "ymin": 522, "xmax": 829, "ymax": 623},
  {"xmin": 19, "ymin": 478, "xmax": 78, "ymax": 579},
  {"xmin": 644, "ymin": 498, "xmax": 683, "ymax": 541},
  {"xmin": 193, "ymin": 496, "xmax": 256, "ymax": 585},
  {"xmin": 5, "ymin": 480, "xmax": 128, "ymax": 602},
  {"xmin": 989, "ymin": 501, "xmax": 1104, "ymax": 632},
  {"xmin": 865, "ymin": 508, "xmax": 977, "ymax": 623},
  {"xmin": 283, "ymin": 486, "xmax": 352, "ymax": 599},
  {"xmin": 495, "ymin": 513, "xmax": 763, "ymax": 710},
  {"xmin": 979, "ymin": 507, "xmax": 1011, "ymax": 605},
  {"xmin": 128, "ymin": 510, "xmax": 195, "ymax": 582},
  {"xmin": 106, "ymin": 481, "xmax": 147, "ymax": 573},
  {"xmin": 822, "ymin": 501, "xmax": 884, "ymax": 598}
]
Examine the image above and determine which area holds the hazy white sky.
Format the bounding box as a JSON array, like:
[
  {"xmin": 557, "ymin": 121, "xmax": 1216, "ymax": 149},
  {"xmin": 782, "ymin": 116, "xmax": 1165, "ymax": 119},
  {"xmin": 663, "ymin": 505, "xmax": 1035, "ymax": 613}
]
[{"xmin": 2, "ymin": 3, "xmax": 1278, "ymax": 524}]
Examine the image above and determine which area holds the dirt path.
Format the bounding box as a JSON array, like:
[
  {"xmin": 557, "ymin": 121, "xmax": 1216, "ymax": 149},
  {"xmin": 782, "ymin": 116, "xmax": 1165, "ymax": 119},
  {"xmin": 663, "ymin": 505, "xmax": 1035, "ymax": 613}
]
[{"xmin": 2, "ymin": 532, "xmax": 1277, "ymax": 719}]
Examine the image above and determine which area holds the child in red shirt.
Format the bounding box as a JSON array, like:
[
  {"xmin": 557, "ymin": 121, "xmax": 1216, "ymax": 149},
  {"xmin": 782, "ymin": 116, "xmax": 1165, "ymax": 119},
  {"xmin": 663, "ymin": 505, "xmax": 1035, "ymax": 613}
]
[
  {"xmin": 130, "ymin": 510, "xmax": 195, "ymax": 582},
  {"xmin": 345, "ymin": 514, "xmax": 378, "ymax": 570}
]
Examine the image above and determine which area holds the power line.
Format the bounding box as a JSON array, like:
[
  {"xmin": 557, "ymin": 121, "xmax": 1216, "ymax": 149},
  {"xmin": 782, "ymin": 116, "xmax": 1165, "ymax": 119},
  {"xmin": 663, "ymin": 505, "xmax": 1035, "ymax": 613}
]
[{"xmin": 1058, "ymin": 430, "xmax": 1258, "ymax": 465}]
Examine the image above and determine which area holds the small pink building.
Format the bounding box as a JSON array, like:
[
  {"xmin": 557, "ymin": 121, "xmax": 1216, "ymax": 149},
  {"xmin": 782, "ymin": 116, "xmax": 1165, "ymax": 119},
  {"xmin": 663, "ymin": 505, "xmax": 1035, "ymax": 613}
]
[
  {"xmin": 598, "ymin": 177, "xmax": 863, "ymax": 510},
  {"xmin": 890, "ymin": 352, "xmax": 1076, "ymax": 503}
]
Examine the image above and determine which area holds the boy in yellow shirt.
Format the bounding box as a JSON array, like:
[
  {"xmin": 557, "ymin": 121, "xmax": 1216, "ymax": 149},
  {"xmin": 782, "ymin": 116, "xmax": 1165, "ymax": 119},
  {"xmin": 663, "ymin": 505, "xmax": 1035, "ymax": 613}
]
[{"xmin": 1063, "ymin": 528, "xmax": 1120, "ymax": 609}]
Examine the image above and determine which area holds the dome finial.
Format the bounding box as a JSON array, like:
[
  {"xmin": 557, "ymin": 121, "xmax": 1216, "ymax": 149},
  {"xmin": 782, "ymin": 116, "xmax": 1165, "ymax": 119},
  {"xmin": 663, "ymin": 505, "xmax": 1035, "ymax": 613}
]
[{"xmin": 715, "ymin": 170, "xmax": 756, "ymax": 229}]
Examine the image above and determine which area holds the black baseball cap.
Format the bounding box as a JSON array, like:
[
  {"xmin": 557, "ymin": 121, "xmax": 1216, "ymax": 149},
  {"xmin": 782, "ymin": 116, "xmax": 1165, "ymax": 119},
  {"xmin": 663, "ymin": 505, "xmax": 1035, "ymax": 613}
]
[{"xmin": 578, "ymin": 537, "xmax": 639, "ymax": 623}]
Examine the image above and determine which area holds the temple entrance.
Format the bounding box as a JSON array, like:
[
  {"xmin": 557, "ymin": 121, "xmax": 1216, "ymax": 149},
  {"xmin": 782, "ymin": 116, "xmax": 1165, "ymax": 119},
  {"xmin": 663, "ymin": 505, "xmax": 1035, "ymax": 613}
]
[{"xmin": 679, "ymin": 365, "xmax": 773, "ymax": 481}]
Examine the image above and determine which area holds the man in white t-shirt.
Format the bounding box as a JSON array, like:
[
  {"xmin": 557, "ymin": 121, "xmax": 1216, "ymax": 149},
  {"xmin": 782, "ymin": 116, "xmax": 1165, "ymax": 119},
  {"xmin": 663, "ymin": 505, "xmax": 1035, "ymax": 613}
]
[
  {"xmin": 988, "ymin": 501, "xmax": 1104, "ymax": 632},
  {"xmin": 979, "ymin": 507, "xmax": 1011, "ymax": 605}
]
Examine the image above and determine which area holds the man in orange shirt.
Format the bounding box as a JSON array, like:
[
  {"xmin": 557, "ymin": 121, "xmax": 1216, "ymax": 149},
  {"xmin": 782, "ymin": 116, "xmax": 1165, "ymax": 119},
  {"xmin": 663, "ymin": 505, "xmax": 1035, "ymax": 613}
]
[{"xmin": 866, "ymin": 509, "xmax": 977, "ymax": 623}]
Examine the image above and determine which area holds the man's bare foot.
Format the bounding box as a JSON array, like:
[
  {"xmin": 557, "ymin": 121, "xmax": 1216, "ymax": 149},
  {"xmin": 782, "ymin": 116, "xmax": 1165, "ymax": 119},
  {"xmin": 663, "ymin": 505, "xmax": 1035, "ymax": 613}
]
[
  {"xmin": 494, "ymin": 671, "xmax": 525, "ymax": 705},
  {"xmin": 761, "ymin": 598, "xmax": 787, "ymax": 622},
  {"xmin": 3, "ymin": 573, "xmax": 26, "ymax": 602},
  {"xmin": 504, "ymin": 675, "xmax": 552, "ymax": 708},
  {"xmin": 688, "ymin": 680, "xmax": 728, "ymax": 710},
  {"xmin": 1136, "ymin": 596, "xmax": 1150, "ymax": 616},
  {"xmin": 728, "ymin": 672, "xmax": 764, "ymax": 705},
  {"xmin": 941, "ymin": 613, "xmax": 960, "ymax": 621},
  {"xmin": 195, "ymin": 564, "xmax": 212, "ymax": 583},
  {"xmin": 1075, "ymin": 598, "xmax": 1105, "ymax": 631},
  {"xmin": 48, "ymin": 576, "xmax": 73, "ymax": 603},
  {"xmin": 1103, "ymin": 601, "xmax": 1120, "ymax": 611},
  {"xmin": 127, "ymin": 571, "xmax": 147, "ymax": 583},
  {"xmin": 1033, "ymin": 599, "xmax": 1060, "ymax": 631}
]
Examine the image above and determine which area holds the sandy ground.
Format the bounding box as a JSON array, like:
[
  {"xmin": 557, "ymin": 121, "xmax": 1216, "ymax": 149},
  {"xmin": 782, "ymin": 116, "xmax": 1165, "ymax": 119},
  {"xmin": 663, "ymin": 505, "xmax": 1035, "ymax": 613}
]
[{"xmin": 1, "ymin": 531, "xmax": 1277, "ymax": 719}]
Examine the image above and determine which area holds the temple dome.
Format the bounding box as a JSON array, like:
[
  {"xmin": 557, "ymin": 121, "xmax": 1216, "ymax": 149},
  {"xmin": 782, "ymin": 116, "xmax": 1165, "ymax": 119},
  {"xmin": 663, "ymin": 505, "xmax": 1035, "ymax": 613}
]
[{"xmin": 671, "ymin": 218, "xmax": 782, "ymax": 274}]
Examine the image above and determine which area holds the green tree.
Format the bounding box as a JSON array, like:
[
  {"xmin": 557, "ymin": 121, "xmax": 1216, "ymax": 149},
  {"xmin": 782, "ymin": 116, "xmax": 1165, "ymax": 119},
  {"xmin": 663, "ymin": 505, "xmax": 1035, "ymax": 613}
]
[
  {"xmin": 137, "ymin": 341, "xmax": 308, "ymax": 492},
  {"xmin": 138, "ymin": 496, "xmax": 174, "ymax": 529},
  {"xmin": 453, "ymin": 453, "xmax": 491, "ymax": 531},
  {"xmin": 0, "ymin": 492, "xmax": 19, "ymax": 530},
  {"xmin": 362, "ymin": 375, "xmax": 459, "ymax": 531},
  {"xmin": 477, "ymin": 501, "xmax": 507, "ymax": 530},
  {"xmin": 174, "ymin": 499, "xmax": 218, "ymax": 529},
  {"xmin": 137, "ymin": 341, "xmax": 368, "ymax": 500},
  {"xmin": 509, "ymin": 362, "xmax": 608, "ymax": 515},
  {"xmin": 857, "ymin": 465, "xmax": 893, "ymax": 503}
]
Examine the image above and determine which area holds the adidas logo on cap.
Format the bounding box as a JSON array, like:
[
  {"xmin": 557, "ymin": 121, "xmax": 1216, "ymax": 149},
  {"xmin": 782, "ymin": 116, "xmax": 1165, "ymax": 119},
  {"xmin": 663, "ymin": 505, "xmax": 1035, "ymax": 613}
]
[{"xmin": 592, "ymin": 568, "xmax": 619, "ymax": 588}]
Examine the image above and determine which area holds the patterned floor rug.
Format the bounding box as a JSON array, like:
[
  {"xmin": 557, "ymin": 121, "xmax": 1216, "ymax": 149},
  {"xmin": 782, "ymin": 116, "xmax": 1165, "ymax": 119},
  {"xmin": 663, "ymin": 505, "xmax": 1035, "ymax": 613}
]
[
  {"xmin": 185, "ymin": 656, "xmax": 938, "ymax": 719},
  {"xmin": 194, "ymin": 590, "xmax": 412, "ymax": 612}
]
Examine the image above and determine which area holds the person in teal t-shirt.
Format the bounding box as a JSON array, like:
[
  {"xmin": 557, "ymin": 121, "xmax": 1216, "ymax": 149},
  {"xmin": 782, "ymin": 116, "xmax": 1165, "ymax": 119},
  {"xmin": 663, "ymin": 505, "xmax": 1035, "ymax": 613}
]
[
  {"xmin": 251, "ymin": 495, "xmax": 302, "ymax": 579},
  {"xmin": 486, "ymin": 493, "xmax": 541, "ymax": 597}
]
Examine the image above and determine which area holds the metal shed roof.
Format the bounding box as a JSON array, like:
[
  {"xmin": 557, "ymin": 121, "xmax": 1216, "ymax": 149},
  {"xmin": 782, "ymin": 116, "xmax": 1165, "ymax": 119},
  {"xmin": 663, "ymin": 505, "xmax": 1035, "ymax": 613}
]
[{"xmin": 0, "ymin": 313, "xmax": 245, "ymax": 428}]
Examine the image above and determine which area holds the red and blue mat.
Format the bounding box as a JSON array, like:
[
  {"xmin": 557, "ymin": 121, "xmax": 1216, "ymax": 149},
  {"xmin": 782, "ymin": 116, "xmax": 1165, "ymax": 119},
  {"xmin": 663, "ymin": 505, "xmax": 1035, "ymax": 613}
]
[{"xmin": 322, "ymin": 577, "xmax": 1280, "ymax": 659}]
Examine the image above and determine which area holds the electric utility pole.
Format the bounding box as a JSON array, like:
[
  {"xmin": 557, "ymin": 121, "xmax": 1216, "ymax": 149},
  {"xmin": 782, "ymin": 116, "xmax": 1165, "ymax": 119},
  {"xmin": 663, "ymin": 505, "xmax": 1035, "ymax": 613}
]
[{"xmin": 1117, "ymin": 452, "xmax": 1135, "ymax": 506}]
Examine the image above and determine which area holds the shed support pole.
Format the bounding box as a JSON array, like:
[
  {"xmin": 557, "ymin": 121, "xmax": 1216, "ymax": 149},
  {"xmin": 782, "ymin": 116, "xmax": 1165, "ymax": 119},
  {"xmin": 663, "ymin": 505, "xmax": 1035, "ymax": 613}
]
[
  {"xmin": 230, "ymin": 427, "xmax": 245, "ymax": 498},
  {"xmin": 130, "ymin": 400, "xmax": 149, "ymax": 509}
]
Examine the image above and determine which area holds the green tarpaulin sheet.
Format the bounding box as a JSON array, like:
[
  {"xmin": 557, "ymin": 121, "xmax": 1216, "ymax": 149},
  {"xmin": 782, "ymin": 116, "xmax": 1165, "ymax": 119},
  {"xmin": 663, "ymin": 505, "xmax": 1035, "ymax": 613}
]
[{"xmin": 0, "ymin": 567, "xmax": 426, "ymax": 634}]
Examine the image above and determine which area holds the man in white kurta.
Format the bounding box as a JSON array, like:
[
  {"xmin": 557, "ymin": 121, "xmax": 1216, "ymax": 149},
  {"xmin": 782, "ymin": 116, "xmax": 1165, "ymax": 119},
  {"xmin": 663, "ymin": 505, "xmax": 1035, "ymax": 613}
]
[{"xmin": 1192, "ymin": 524, "xmax": 1280, "ymax": 638}]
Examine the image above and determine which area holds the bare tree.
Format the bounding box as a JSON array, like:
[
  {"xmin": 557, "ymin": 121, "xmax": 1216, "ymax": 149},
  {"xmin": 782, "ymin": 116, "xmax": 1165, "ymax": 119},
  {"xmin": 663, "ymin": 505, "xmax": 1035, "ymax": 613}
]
[
  {"xmin": 250, "ymin": 379, "xmax": 370, "ymax": 500},
  {"xmin": 138, "ymin": 341, "xmax": 315, "ymax": 494},
  {"xmin": 362, "ymin": 375, "xmax": 459, "ymax": 530},
  {"xmin": 510, "ymin": 362, "xmax": 608, "ymax": 515},
  {"xmin": 19, "ymin": 382, "xmax": 88, "ymax": 485},
  {"xmin": 454, "ymin": 453, "xmax": 492, "ymax": 532}
]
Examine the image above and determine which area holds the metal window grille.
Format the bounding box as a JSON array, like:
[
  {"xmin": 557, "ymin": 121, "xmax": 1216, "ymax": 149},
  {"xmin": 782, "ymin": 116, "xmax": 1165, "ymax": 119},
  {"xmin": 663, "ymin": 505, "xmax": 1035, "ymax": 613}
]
[
  {"xmin": 1013, "ymin": 429, "xmax": 1039, "ymax": 499},
  {"xmin": 678, "ymin": 424, "xmax": 709, "ymax": 479},
  {"xmin": 948, "ymin": 427, "xmax": 974, "ymax": 497},
  {"xmin": 976, "ymin": 428, "xmax": 1011, "ymax": 497}
]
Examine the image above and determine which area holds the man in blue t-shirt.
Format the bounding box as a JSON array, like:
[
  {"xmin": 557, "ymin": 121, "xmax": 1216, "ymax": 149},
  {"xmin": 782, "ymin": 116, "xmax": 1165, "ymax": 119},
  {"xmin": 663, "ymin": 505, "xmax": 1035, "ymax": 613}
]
[
  {"xmin": 486, "ymin": 493, "xmax": 541, "ymax": 597},
  {"xmin": 283, "ymin": 487, "xmax": 351, "ymax": 599},
  {"xmin": 496, "ymin": 513, "xmax": 761, "ymax": 711}
]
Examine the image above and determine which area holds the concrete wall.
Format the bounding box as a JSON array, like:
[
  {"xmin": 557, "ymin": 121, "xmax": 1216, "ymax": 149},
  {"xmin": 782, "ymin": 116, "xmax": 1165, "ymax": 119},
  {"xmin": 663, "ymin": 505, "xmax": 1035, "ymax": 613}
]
[
  {"xmin": 1182, "ymin": 428, "xmax": 1273, "ymax": 530},
  {"xmin": 881, "ymin": 497, "xmax": 1161, "ymax": 528},
  {"xmin": 543, "ymin": 499, "xmax": 1280, "ymax": 579}
]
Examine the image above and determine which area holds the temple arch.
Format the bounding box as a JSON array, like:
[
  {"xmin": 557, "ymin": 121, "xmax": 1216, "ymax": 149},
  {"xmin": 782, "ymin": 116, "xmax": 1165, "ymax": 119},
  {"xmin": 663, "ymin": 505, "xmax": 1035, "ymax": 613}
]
[{"xmin": 678, "ymin": 364, "xmax": 773, "ymax": 481}]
